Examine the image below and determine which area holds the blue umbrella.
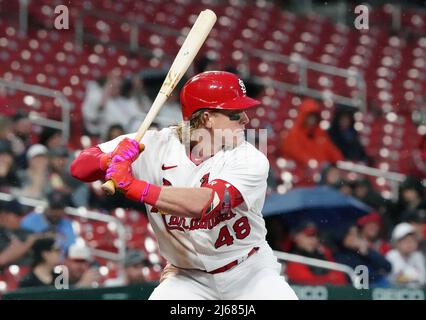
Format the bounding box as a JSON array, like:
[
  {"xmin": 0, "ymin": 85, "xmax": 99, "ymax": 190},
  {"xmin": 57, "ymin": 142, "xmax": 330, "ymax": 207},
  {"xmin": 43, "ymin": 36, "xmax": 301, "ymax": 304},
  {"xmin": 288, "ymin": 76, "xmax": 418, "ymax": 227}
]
[{"xmin": 262, "ymin": 186, "xmax": 372, "ymax": 229}]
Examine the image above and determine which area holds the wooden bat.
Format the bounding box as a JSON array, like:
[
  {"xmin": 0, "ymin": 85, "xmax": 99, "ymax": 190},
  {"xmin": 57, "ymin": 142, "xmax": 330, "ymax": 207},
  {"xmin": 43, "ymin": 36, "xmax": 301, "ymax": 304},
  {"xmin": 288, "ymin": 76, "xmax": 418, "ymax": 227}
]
[{"xmin": 102, "ymin": 9, "xmax": 217, "ymax": 195}]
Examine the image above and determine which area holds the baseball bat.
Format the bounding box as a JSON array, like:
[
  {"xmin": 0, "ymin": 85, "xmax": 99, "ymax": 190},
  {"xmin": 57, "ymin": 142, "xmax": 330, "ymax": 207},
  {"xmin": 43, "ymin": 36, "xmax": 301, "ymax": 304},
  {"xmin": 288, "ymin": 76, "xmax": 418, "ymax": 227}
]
[{"xmin": 102, "ymin": 9, "xmax": 217, "ymax": 195}]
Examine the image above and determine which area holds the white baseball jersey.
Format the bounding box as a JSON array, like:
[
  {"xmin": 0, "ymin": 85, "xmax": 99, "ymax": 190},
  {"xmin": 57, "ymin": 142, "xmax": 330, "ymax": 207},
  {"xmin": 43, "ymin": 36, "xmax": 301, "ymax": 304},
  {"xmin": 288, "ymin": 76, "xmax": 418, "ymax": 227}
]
[{"xmin": 99, "ymin": 128, "xmax": 270, "ymax": 272}]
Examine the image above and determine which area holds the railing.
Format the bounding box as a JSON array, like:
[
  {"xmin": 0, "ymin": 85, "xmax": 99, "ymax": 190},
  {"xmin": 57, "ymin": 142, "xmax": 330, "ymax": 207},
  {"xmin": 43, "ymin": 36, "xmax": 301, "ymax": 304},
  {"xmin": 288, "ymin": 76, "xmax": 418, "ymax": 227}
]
[
  {"xmin": 74, "ymin": 8, "xmax": 181, "ymax": 59},
  {"xmin": 0, "ymin": 192, "xmax": 127, "ymax": 277},
  {"xmin": 0, "ymin": 79, "xmax": 72, "ymax": 144},
  {"xmin": 336, "ymin": 160, "xmax": 426, "ymax": 199},
  {"xmin": 244, "ymin": 48, "xmax": 367, "ymax": 111},
  {"xmin": 273, "ymin": 250, "xmax": 362, "ymax": 288}
]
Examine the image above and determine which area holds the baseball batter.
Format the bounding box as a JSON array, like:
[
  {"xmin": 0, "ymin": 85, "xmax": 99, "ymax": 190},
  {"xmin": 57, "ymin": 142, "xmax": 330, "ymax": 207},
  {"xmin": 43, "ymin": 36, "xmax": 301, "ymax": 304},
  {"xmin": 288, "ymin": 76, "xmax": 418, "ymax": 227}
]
[{"xmin": 71, "ymin": 71, "xmax": 298, "ymax": 300}]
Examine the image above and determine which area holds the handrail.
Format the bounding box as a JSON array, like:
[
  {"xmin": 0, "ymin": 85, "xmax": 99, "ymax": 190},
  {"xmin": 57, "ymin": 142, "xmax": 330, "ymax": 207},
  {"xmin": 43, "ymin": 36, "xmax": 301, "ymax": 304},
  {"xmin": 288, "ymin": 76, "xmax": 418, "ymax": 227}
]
[
  {"xmin": 83, "ymin": 9, "xmax": 182, "ymax": 37},
  {"xmin": 249, "ymin": 75, "xmax": 363, "ymax": 110},
  {"xmin": 336, "ymin": 160, "xmax": 426, "ymax": 199},
  {"xmin": 273, "ymin": 250, "xmax": 360, "ymax": 288},
  {"xmin": 337, "ymin": 161, "xmax": 406, "ymax": 182},
  {"xmin": 75, "ymin": 8, "xmax": 181, "ymax": 57},
  {"xmin": 246, "ymin": 48, "xmax": 366, "ymax": 111},
  {"xmin": 0, "ymin": 192, "xmax": 126, "ymax": 275},
  {"xmin": 0, "ymin": 78, "xmax": 71, "ymax": 144}
]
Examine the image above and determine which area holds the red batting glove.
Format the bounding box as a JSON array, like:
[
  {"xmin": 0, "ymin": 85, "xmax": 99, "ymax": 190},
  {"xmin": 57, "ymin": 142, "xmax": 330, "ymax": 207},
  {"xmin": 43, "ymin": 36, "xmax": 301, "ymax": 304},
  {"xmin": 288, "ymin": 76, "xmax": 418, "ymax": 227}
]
[
  {"xmin": 105, "ymin": 157, "xmax": 134, "ymax": 190},
  {"xmin": 100, "ymin": 138, "xmax": 145, "ymax": 171},
  {"xmin": 105, "ymin": 157, "xmax": 161, "ymax": 205}
]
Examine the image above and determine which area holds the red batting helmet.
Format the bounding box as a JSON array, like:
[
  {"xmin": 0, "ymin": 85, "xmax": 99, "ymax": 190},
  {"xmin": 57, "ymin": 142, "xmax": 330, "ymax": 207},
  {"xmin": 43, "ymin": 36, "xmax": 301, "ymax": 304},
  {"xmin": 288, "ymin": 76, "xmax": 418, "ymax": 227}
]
[{"xmin": 180, "ymin": 71, "xmax": 261, "ymax": 121}]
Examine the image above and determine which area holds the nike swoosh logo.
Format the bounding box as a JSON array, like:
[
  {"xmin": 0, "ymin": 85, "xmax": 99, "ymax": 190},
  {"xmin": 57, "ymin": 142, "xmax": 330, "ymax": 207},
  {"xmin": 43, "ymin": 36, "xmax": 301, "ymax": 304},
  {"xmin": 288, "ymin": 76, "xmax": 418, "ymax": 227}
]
[{"xmin": 162, "ymin": 164, "xmax": 178, "ymax": 170}]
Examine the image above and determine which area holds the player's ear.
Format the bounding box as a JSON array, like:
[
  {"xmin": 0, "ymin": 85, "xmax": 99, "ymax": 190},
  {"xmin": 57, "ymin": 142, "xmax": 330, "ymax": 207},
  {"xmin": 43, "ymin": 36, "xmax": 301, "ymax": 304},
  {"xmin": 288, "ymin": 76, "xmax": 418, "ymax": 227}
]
[{"xmin": 203, "ymin": 111, "xmax": 213, "ymax": 129}]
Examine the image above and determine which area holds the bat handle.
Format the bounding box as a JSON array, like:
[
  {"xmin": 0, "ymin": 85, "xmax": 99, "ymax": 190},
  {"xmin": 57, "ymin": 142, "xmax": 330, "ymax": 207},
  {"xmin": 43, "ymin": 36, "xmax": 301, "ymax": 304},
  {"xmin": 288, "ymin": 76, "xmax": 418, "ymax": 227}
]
[{"xmin": 101, "ymin": 180, "xmax": 116, "ymax": 195}]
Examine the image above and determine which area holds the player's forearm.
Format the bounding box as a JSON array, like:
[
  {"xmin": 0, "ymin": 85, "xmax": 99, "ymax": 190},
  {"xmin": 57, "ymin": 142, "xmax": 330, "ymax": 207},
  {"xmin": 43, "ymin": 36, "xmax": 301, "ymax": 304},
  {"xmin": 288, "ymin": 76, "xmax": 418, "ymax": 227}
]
[
  {"xmin": 70, "ymin": 146, "xmax": 108, "ymax": 182},
  {"xmin": 154, "ymin": 187, "xmax": 213, "ymax": 218}
]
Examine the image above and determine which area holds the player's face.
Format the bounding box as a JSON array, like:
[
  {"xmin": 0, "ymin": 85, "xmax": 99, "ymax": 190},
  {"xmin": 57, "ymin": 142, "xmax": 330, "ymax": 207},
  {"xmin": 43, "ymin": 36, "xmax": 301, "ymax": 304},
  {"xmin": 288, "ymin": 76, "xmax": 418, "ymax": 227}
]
[{"xmin": 207, "ymin": 110, "xmax": 249, "ymax": 147}]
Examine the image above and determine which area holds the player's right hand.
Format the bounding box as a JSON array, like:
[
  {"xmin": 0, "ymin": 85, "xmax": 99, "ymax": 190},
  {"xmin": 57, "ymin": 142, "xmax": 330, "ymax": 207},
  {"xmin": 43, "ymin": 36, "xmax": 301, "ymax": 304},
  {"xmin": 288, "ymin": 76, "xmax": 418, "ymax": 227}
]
[
  {"xmin": 105, "ymin": 157, "xmax": 134, "ymax": 191},
  {"xmin": 100, "ymin": 138, "xmax": 145, "ymax": 170}
]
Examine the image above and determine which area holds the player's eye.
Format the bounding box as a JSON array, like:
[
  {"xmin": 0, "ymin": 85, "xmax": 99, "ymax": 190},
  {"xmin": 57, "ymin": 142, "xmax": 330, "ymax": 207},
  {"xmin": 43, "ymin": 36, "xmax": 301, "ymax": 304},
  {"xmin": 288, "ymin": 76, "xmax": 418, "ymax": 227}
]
[{"xmin": 228, "ymin": 113, "xmax": 241, "ymax": 121}]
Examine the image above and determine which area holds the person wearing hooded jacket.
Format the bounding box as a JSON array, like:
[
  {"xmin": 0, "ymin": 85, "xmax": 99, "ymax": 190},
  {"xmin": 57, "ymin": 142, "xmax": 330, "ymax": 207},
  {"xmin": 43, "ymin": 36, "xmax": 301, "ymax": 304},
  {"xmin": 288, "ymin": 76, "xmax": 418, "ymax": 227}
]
[
  {"xmin": 280, "ymin": 98, "xmax": 343, "ymax": 167},
  {"xmin": 327, "ymin": 105, "xmax": 370, "ymax": 163}
]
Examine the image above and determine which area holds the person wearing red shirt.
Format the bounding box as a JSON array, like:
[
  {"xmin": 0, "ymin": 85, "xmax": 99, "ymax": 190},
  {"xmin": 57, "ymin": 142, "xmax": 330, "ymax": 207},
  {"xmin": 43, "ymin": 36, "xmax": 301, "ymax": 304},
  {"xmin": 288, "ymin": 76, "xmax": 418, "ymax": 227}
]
[
  {"xmin": 285, "ymin": 221, "xmax": 347, "ymax": 286},
  {"xmin": 357, "ymin": 212, "xmax": 391, "ymax": 256}
]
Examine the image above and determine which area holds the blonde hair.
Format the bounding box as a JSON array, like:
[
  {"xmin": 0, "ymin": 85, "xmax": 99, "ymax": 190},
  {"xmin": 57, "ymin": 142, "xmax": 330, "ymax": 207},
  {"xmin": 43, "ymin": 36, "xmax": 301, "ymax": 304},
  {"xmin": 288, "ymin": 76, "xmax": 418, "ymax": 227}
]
[{"xmin": 174, "ymin": 109, "xmax": 208, "ymax": 143}]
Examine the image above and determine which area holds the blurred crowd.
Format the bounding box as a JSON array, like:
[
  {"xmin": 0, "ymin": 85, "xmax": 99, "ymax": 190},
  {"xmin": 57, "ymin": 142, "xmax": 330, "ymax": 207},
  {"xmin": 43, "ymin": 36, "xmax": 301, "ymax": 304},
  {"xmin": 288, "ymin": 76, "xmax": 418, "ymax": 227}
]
[
  {"xmin": 0, "ymin": 69, "xmax": 180, "ymax": 293},
  {"xmin": 268, "ymin": 98, "xmax": 426, "ymax": 289},
  {"xmin": 0, "ymin": 54, "xmax": 425, "ymax": 293}
]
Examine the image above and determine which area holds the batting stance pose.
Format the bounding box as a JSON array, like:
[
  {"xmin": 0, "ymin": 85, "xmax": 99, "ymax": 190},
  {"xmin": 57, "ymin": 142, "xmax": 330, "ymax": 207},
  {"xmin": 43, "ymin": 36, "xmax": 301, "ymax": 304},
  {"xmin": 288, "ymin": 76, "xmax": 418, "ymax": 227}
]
[{"xmin": 71, "ymin": 71, "xmax": 298, "ymax": 300}]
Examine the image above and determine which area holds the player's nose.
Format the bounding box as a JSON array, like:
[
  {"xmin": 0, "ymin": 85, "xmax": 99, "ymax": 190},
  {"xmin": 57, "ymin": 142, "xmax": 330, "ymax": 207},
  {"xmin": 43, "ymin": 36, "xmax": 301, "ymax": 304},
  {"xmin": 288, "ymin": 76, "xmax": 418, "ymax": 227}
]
[{"xmin": 239, "ymin": 112, "xmax": 249, "ymax": 125}]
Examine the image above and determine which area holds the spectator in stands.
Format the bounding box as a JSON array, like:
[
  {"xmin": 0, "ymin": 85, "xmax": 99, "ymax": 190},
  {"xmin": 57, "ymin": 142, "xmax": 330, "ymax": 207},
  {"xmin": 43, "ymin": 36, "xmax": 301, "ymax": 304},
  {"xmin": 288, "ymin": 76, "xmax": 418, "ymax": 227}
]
[
  {"xmin": 47, "ymin": 146, "xmax": 89, "ymax": 207},
  {"xmin": 357, "ymin": 211, "xmax": 391, "ymax": 255},
  {"xmin": 328, "ymin": 105, "xmax": 371, "ymax": 164},
  {"xmin": 11, "ymin": 111, "xmax": 33, "ymax": 168},
  {"xmin": 285, "ymin": 221, "xmax": 347, "ymax": 285},
  {"xmin": 334, "ymin": 224, "xmax": 392, "ymax": 287},
  {"xmin": 317, "ymin": 164, "xmax": 354, "ymax": 196},
  {"xmin": 265, "ymin": 216, "xmax": 292, "ymax": 252},
  {"xmin": 104, "ymin": 124, "xmax": 125, "ymax": 143},
  {"xmin": 19, "ymin": 237, "xmax": 61, "ymax": 288},
  {"xmin": 391, "ymin": 176, "xmax": 426, "ymax": 225},
  {"xmin": 21, "ymin": 190, "xmax": 76, "ymax": 253},
  {"xmin": 64, "ymin": 243, "xmax": 100, "ymax": 288},
  {"xmin": 0, "ymin": 116, "xmax": 26, "ymax": 160},
  {"xmin": 403, "ymin": 210, "xmax": 426, "ymax": 255},
  {"xmin": 338, "ymin": 180, "xmax": 354, "ymax": 196},
  {"xmin": 123, "ymin": 250, "xmax": 151, "ymax": 285},
  {"xmin": 83, "ymin": 70, "xmax": 145, "ymax": 139},
  {"xmin": 104, "ymin": 250, "xmax": 151, "ymax": 287},
  {"xmin": 82, "ymin": 70, "xmax": 121, "ymax": 137},
  {"xmin": 386, "ymin": 223, "xmax": 426, "ymax": 288},
  {"xmin": 38, "ymin": 127, "xmax": 63, "ymax": 149},
  {"xmin": 156, "ymin": 92, "xmax": 182, "ymax": 128},
  {"xmin": 17, "ymin": 144, "xmax": 49, "ymax": 199},
  {"xmin": 352, "ymin": 178, "xmax": 388, "ymax": 215},
  {"xmin": 0, "ymin": 199, "xmax": 40, "ymax": 268},
  {"xmin": 280, "ymin": 98, "xmax": 343, "ymax": 168},
  {"xmin": 0, "ymin": 139, "xmax": 21, "ymax": 192},
  {"xmin": 122, "ymin": 73, "xmax": 152, "ymax": 114},
  {"xmin": 104, "ymin": 76, "xmax": 146, "ymax": 135},
  {"xmin": 318, "ymin": 164, "xmax": 344, "ymax": 189}
]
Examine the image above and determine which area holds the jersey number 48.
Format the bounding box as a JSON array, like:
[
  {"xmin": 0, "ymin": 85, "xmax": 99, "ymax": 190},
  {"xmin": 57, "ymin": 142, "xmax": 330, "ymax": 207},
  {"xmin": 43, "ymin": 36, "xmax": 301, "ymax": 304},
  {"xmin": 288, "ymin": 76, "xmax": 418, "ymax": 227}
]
[{"xmin": 214, "ymin": 217, "xmax": 251, "ymax": 249}]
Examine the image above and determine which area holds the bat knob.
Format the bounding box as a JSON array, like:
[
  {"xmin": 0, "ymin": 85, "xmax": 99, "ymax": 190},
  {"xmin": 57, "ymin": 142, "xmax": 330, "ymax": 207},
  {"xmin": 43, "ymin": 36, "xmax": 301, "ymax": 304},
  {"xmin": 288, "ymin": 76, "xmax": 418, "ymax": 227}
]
[{"xmin": 101, "ymin": 180, "xmax": 116, "ymax": 195}]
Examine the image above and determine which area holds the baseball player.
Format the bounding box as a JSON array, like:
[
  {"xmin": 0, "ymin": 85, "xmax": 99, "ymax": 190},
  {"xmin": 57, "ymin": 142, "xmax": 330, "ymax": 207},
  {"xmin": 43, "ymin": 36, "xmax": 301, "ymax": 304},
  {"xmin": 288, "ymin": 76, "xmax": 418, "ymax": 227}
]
[{"xmin": 71, "ymin": 71, "xmax": 298, "ymax": 300}]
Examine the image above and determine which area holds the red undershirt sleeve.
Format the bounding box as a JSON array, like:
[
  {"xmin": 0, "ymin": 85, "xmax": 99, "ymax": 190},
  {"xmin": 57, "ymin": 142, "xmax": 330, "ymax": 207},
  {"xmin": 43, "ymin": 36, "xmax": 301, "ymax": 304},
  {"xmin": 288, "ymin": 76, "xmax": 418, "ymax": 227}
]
[{"xmin": 70, "ymin": 146, "xmax": 107, "ymax": 182}]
